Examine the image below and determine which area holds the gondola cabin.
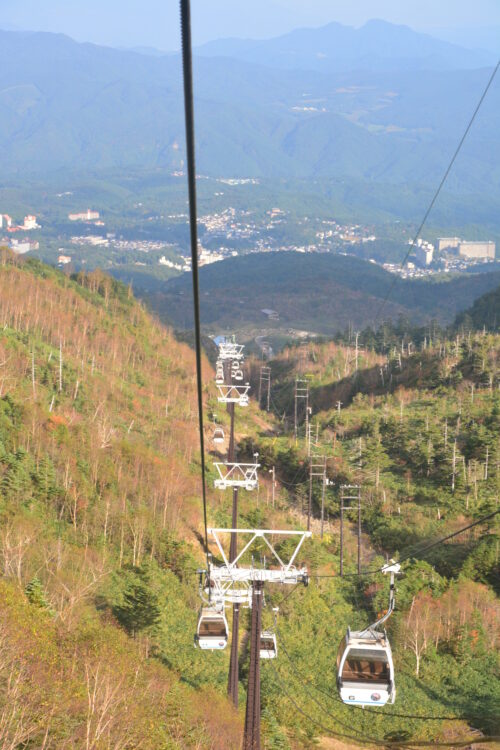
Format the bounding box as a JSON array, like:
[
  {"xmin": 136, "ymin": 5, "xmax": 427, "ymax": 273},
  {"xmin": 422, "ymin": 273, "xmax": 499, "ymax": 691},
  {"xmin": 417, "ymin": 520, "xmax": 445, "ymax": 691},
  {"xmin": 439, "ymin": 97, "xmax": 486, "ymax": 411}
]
[
  {"xmin": 337, "ymin": 629, "xmax": 395, "ymax": 706},
  {"xmin": 213, "ymin": 427, "xmax": 225, "ymax": 444},
  {"xmin": 260, "ymin": 632, "xmax": 277, "ymax": 659},
  {"xmin": 195, "ymin": 607, "xmax": 228, "ymax": 650}
]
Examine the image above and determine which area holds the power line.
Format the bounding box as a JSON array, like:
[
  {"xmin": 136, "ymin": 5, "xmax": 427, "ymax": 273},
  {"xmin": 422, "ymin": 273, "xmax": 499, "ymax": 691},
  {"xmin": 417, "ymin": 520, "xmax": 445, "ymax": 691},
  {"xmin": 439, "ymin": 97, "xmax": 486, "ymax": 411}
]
[
  {"xmin": 313, "ymin": 508, "xmax": 500, "ymax": 579},
  {"xmin": 375, "ymin": 59, "xmax": 500, "ymax": 324},
  {"xmin": 399, "ymin": 508, "xmax": 500, "ymax": 563},
  {"xmin": 268, "ymin": 657, "xmax": 499, "ymax": 748},
  {"xmin": 275, "ymin": 627, "xmax": 497, "ymax": 724},
  {"xmin": 180, "ymin": 0, "xmax": 209, "ymax": 564}
]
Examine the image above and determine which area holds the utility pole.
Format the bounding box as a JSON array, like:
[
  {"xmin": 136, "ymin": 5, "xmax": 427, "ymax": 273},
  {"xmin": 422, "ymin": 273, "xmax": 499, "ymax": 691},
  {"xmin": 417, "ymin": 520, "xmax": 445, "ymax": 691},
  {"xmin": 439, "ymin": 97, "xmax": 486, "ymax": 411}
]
[
  {"xmin": 357, "ymin": 485, "xmax": 362, "ymax": 575},
  {"xmin": 294, "ymin": 378, "xmax": 309, "ymax": 442},
  {"xmin": 258, "ymin": 366, "xmax": 271, "ymax": 412},
  {"xmin": 227, "ymin": 379, "xmax": 239, "ymax": 706},
  {"xmin": 308, "ymin": 456, "xmax": 326, "ymax": 532},
  {"xmin": 451, "ymin": 439, "xmax": 457, "ymax": 492},
  {"xmin": 320, "ymin": 475, "xmax": 328, "ymax": 539},
  {"xmin": 340, "ymin": 485, "xmax": 361, "ymax": 575},
  {"xmin": 269, "ymin": 466, "xmax": 276, "ymax": 508},
  {"xmin": 243, "ymin": 581, "xmax": 264, "ymax": 750},
  {"xmin": 306, "ymin": 407, "xmax": 313, "ymax": 456},
  {"xmin": 340, "ymin": 488, "xmax": 344, "ymax": 577}
]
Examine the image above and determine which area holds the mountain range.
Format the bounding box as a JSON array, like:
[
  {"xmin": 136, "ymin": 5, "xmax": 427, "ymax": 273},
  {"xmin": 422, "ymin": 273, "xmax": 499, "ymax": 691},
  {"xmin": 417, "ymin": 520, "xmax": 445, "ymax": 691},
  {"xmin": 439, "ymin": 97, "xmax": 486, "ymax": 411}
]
[
  {"xmin": 0, "ymin": 23, "xmax": 498, "ymax": 219},
  {"xmin": 195, "ymin": 19, "xmax": 497, "ymax": 72}
]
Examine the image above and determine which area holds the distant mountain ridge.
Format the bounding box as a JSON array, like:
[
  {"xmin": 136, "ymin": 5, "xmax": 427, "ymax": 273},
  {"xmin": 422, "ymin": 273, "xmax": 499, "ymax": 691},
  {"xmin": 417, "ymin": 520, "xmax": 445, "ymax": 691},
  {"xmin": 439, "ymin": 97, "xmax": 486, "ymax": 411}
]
[
  {"xmin": 146, "ymin": 253, "xmax": 500, "ymax": 336},
  {"xmin": 0, "ymin": 25, "xmax": 498, "ymax": 219},
  {"xmin": 195, "ymin": 19, "xmax": 496, "ymax": 73}
]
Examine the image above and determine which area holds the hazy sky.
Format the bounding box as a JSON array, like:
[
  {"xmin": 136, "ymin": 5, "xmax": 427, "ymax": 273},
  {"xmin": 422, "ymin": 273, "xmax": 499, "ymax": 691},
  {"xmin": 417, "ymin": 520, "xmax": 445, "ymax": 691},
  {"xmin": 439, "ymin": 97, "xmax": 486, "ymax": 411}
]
[{"xmin": 1, "ymin": 0, "xmax": 499, "ymax": 51}]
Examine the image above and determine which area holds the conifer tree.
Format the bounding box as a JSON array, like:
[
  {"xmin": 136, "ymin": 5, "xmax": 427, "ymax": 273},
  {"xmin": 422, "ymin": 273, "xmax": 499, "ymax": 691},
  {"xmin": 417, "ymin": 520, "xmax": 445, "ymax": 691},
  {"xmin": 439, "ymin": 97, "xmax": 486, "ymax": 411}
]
[
  {"xmin": 25, "ymin": 577, "xmax": 50, "ymax": 610},
  {"xmin": 113, "ymin": 569, "xmax": 161, "ymax": 638}
]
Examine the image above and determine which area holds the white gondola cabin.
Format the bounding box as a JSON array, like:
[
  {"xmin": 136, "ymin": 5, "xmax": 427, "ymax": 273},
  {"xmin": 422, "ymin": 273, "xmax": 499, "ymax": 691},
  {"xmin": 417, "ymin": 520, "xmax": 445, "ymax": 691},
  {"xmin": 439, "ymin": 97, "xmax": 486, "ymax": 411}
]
[
  {"xmin": 233, "ymin": 369, "xmax": 244, "ymax": 381},
  {"xmin": 336, "ymin": 628, "xmax": 395, "ymax": 706},
  {"xmin": 195, "ymin": 607, "xmax": 228, "ymax": 650},
  {"xmin": 213, "ymin": 427, "xmax": 225, "ymax": 444},
  {"xmin": 336, "ymin": 562, "xmax": 400, "ymax": 707},
  {"xmin": 260, "ymin": 631, "xmax": 277, "ymax": 659}
]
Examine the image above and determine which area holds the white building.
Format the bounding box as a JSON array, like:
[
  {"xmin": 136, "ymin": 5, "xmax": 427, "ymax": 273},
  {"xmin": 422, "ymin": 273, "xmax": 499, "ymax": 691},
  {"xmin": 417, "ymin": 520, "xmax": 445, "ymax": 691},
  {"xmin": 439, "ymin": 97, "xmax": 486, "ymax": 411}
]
[
  {"xmin": 68, "ymin": 209, "xmax": 100, "ymax": 221},
  {"xmin": 23, "ymin": 215, "xmax": 38, "ymax": 230},
  {"xmin": 458, "ymin": 241, "xmax": 495, "ymax": 260},
  {"xmin": 437, "ymin": 237, "xmax": 461, "ymax": 252},
  {"xmin": 414, "ymin": 239, "xmax": 434, "ymax": 266}
]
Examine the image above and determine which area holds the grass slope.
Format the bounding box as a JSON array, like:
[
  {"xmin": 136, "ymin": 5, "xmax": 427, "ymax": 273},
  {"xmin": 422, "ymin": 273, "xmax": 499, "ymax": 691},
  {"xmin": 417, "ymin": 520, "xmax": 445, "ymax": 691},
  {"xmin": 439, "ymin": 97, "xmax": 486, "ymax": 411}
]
[{"xmin": 0, "ymin": 251, "xmax": 241, "ymax": 748}]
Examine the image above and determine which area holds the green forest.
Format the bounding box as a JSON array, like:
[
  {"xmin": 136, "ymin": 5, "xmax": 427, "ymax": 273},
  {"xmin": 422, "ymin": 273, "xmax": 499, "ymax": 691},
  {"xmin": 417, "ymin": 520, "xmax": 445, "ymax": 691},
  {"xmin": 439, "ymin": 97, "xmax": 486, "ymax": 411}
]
[
  {"xmin": 155, "ymin": 252, "xmax": 500, "ymax": 336},
  {"xmin": 0, "ymin": 249, "xmax": 498, "ymax": 748}
]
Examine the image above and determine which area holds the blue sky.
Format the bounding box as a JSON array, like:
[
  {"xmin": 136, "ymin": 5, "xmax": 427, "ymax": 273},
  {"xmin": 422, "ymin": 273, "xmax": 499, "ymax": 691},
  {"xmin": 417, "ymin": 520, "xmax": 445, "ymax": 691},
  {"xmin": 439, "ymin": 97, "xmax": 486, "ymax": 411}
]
[{"xmin": 1, "ymin": 0, "xmax": 499, "ymax": 51}]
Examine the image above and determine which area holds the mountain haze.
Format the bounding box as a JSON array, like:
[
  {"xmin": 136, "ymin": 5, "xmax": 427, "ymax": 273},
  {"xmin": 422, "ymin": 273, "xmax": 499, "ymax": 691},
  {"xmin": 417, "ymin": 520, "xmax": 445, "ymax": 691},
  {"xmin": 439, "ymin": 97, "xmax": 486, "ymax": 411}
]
[
  {"xmin": 196, "ymin": 19, "xmax": 497, "ymax": 72},
  {"xmin": 0, "ymin": 26, "xmax": 499, "ymax": 215}
]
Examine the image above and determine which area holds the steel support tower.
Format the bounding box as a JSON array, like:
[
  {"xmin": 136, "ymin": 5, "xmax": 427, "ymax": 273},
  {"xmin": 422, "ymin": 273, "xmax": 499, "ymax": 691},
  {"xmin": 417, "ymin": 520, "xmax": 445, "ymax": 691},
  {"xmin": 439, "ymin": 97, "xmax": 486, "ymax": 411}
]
[
  {"xmin": 340, "ymin": 485, "xmax": 362, "ymax": 576},
  {"xmin": 308, "ymin": 455, "xmax": 326, "ymax": 532},
  {"xmin": 258, "ymin": 366, "xmax": 271, "ymax": 412},
  {"xmin": 227, "ymin": 397, "xmax": 240, "ymax": 706},
  {"xmin": 294, "ymin": 378, "xmax": 309, "ymax": 442},
  {"xmin": 243, "ymin": 581, "xmax": 264, "ymax": 750}
]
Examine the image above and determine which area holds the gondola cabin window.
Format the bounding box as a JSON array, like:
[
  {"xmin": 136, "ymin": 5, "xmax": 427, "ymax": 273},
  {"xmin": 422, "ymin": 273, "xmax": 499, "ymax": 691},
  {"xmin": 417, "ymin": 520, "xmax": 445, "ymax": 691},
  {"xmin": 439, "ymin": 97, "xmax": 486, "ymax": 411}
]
[{"xmin": 342, "ymin": 648, "xmax": 390, "ymax": 682}]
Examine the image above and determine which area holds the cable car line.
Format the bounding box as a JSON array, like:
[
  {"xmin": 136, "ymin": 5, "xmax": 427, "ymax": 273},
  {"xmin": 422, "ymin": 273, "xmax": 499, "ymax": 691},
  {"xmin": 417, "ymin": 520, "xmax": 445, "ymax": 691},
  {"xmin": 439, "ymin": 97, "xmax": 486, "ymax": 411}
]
[
  {"xmin": 374, "ymin": 59, "xmax": 500, "ymax": 324},
  {"xmin": 312, "ymin": 507, "xmax": 500, "ymax": 579},
  {"xmin": 398, "ymin": 508, "xmax": 500, "ymax": 563},
  {"xmin": 270, "ymin": 664, "xmax": 500, "ymax": 748},
  {"xmin": 268, "ymin": 655, "xmax": 500, "ymax": 748},
  {"xmin": 179, "ymin": 1, "xmax": 499, "ymax": 741},
  {"xmin": 275, "ymin": 626, "xmax": 497, "ymax": 724},
  {"xmin": 180, "ymin": 0, "xmax": 210, "ymax": 564}
]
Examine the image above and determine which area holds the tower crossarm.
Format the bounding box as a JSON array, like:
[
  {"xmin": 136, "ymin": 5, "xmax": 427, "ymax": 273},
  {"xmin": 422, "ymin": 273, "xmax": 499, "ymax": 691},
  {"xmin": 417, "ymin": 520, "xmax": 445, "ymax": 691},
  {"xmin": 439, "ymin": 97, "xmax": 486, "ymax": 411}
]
[
  {"xmin": 217, "ymin": 383, "xmax": 250, "ymax": 405},
  {"xmin": 210, "ymin": 565, "xmax": 309, "ymax": 586},
  {"xmin": 218, "ymin": 343, "xmax": 245, "ymax": 361},
  {"xmin": 213, "ymin": 462, "xmax": 260, "ymax": 490},
  {"xmin": 208, "ymin": 528, "xmax": 312, "ymax": 575}
]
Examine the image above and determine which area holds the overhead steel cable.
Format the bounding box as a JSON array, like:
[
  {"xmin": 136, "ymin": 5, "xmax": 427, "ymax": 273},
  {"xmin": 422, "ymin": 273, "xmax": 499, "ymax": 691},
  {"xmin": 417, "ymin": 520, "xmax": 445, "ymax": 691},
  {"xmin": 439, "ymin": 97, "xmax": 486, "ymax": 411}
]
[
  {"xmin": 374, "ymin": 59, "xmax": 500, "ymax": 325},
  {"xmin": 180, "ymin": 0, "xmax": 210, "ymax": 564},
  {"xmin": 275, "ymin": 626, "xmax": 497, "ymax": 724},
  {"xmin": 267, "ymin": 656, "xmax": 500, "ymax": 748},
  {"xmin": 312, "ymin": 507, "xmax": 500, "ymax": 579},
  {"xmin": 398, "ymin": 508, "xmax": 500, "ymax": 564}
]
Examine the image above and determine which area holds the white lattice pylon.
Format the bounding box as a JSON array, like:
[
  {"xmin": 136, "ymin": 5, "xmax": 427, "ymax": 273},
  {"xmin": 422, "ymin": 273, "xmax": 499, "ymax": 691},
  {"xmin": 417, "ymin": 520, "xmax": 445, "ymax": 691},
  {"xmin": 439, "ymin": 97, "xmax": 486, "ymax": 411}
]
[
  {"xmin": 218, "ymin": 343, "xmax": 245, "ymax": 361},
  {"xmin": 201, "ymin": 577, "xmax": 252, "ymax": 607},
  {"xmin": 216, "ymin": 383, "xmax": 250, "ymax": 405},
  {"xmin": 214, "ymin": 462, "xmax": 260, "ymax": 491},
  {"xmin": 207, "ymin": 528, "xmax": 312, "ymax": 589}
]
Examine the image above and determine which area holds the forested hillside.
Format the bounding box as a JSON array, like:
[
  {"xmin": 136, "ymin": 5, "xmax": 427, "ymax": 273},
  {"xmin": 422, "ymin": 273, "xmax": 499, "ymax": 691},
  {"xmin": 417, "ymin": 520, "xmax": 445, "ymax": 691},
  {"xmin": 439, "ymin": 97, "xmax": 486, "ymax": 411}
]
[
  {"xmin": 0, "ymin": 250, "xmax": 498, "ymax": 748},
  {"xmin": 0, "ymin": 250, "xmax": 241, "ymax": 748},
  {"xmin": 242, "ymin": 334, "xmax": 500, "ymax": 746},
  {"xmin": 456, "ymin": 284, "xmax": 500, "ymax": 332},
  {"xmin": 155, "ymin": 252, "xmax": 500, "ymax": 334}
]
